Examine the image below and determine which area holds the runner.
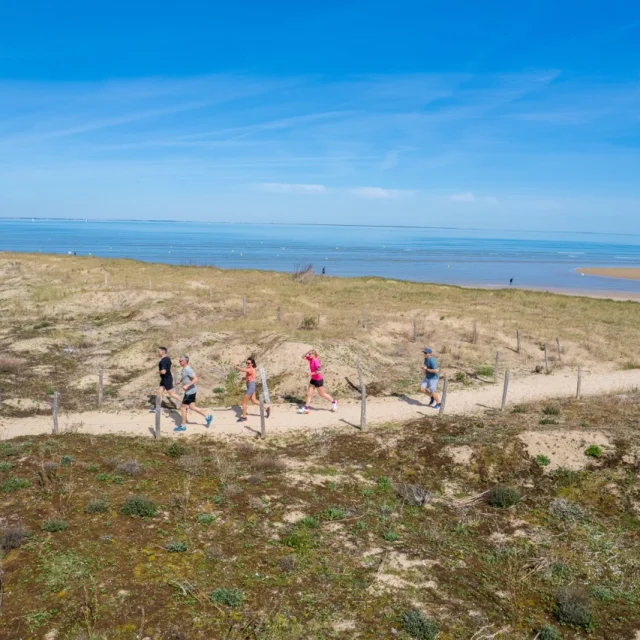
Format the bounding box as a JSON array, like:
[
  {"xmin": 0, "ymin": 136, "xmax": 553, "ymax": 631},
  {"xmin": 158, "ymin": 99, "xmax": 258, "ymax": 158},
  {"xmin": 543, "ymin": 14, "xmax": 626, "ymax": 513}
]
[
  {"xmin": 419, "ymin": 347, "xmax": 441, "ymax": 409},
  {"xmin": 297, "ymin": 349, "xmax": 338, "ymax": 414},
  {"xmin": 153, "ymin": 347, "xmax": 182, "ymax": 410},
  {"xmin": 235, "ymin": 357, "xmax": 261, "ymax": 422},
  {"xmin": 173, "ymin": 355, "xmax": 213, "ymax": 432}
]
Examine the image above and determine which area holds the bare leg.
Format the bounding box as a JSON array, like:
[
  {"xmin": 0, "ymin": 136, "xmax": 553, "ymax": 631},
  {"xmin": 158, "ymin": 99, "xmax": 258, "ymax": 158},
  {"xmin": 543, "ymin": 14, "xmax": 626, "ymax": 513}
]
[
  {"xmin": 317, "ymin": 387, "xmax": 334, "ymax": 404},
  {"xmin": 189, "ymin": 404, "xmax": 208, "ymax": 418},
  {"xmin": 167, "ymin": 389, "xmax": 182, "ymax": 406},
  {"xmin": 304, "ymin": 385, "xmax": 315, "ymax": 407},
  {"xmin": 249, "ymin": 392, "xmax": 259, "ymax": 406},
  {"xmin": 241, "ymin": 394, "xmax": 249, "ymax": 418},
  {"xmin": 180, "ymin": 403, "xmax": 188, "ymax": 425}
]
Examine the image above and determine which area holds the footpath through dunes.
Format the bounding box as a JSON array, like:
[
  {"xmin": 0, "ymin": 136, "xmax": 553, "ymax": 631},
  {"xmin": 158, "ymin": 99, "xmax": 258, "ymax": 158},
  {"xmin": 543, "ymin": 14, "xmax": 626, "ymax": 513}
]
[{"xmin": 1, "ymin": 367, "xmax": 639, "ymax": 440}]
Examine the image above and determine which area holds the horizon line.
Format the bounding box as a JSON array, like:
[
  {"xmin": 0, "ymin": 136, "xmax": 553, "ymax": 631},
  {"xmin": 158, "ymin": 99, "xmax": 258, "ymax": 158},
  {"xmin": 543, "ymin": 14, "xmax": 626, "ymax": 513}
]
[{"xmin": 1, "ymin": 216, "xmax": 640, "ymax": 239}]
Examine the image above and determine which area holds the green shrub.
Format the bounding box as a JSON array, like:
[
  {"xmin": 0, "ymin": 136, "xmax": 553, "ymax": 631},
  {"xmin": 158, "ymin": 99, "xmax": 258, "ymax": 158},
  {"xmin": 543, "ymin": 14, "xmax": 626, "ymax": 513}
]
[
  {"xmin": 210, "ymin": 587, "xmax": 243, "ymax": 607},
  {"xmin": 281, "ymin": 530, "xmax": 313, "ymax": 550},
  {"xmin": 321, "ymin": 507, "xmax": 346, "ymax": 521},
  {"xmin": 299, "ymin": 316, "xmax": 317, "ymax": 330},
  {"xmin": 538, "ymin": 624, "xmax": 562, "ymax": 640},
  {"xmin": 555, "ymin": 588, "xmax": 594, "ymax": 629},
  {"xmin": 300, "ymin": 516, "xmax": 319, "ymax": 528},
  {"xmin": 2, "ymin": 476, "xmax": 31, "ymax": 493},
  {"xmin": 585, "ymin": 445, "xmax": 602, "ymax": 458},
  {"xmin": 377, "ymin": 476, "xmax": 392, "ymax": 491},
  {"xmin": 166, "ymin": 541, "xmax": 187, "ymax": 553},
  {"xmin": 196, "ymin": 513, "xmax": 218, "ymax": 525},
  {"xmin": 487, "ymin": 486, "xmax": 521, "ymax": 508},
  {"xmin": 95, "ymin": 473, "xmax": 110, "ymax": 482},
  {"xmin": 84, "ymin": 499, "xmax": 108, "ymax": 514},
  {"xmin": 120, "ymin": 496, "xmax": 157, "ymax": 518},
  {"xmin": 539, "ymin": 418, "xmax": 559, "ymax": 425},
  {"xmin": 535, "ymin": 455, "xmax": 551, "ymax": 467},
  {"xmin": 86, "ymin": 463, "xmax": 100, "ymax": 472},
  {"xmin": 383, "ymin": 530, "xmax": 399, "ymax": 542},
  {"xmin": 0, "ymin": 462, "xmax": 15, "ymax": 472},
  {"xmin": 511, "ymin": 405, "xmax": 528, "ymax": 414},
  {"xmin": 41, "ymin": 519, "xmax": 69, "ymax": 533},
  {"xmin": 454, "ymin": 371, "xmax": 470, "ymax": 385},
  {"xmin": 213, "ymin": 386, "xmax": 225, "ymax": 394},
  {"xmin": 475, "ymin": 365, "xmax": 494, "ymax": 377},
  {"xmin": 551, "ymin": 468, "xmax": 583, "ymax": 488},
  {"xmin": 167, "ymin": 442, "xmax": 188, "ymax": 458},
  {"xmin": 400, "ymin": 610, "xmax": 439, "ymax": 640},
  {"xmin": 592, "ymin": 585, "xmax": 614, "ymax": 602},
  {"xmin": 60, "ymin": 455, "xmax": 74, "ymax": 466},
  {"xmin": 542, "ymin": 406, "xmax": 560, "ymax": 416}
]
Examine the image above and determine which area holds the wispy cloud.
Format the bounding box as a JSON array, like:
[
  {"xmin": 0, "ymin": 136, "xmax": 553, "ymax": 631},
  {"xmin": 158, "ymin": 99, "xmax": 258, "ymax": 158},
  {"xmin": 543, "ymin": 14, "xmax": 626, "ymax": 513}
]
[
  {"xmin": 351, "ymin": 187, "xmax": 416, "ymax": 199},
  {"xmin": 451, "ymin": 192, "xmax": 476, "ymax": 203},
  {"xmin": 450, "ymin": 192, "xmax": 498, "ymax": 204},
  {"xmin": 257, "ymin": 182, "xmax": 327, "ymax": 194}
]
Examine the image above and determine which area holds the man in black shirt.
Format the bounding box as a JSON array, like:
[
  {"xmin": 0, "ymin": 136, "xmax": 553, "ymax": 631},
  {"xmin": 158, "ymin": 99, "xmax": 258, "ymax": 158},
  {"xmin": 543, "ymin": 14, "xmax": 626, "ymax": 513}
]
[{"xmin": 155, "ymin": 346, "xmax": 182, "ymax": 409}]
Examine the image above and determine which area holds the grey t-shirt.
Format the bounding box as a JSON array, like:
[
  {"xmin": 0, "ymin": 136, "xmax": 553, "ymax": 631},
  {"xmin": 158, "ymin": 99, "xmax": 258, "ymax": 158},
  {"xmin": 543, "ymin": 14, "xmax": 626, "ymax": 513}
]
[{"xmin": 181, "ymin": 365, "xmax": 197, "ymax": 395}]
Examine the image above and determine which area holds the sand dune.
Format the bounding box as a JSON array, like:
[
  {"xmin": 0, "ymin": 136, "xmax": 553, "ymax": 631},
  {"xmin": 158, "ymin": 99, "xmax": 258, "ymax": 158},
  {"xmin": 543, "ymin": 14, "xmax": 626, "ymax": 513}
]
[{"xmin": 577, "ymin": 267, "xmax": 640, "ymax": 281}]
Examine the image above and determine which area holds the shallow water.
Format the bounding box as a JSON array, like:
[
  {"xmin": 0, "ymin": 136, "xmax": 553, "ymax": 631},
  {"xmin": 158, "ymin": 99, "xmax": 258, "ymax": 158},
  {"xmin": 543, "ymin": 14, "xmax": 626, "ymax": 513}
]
[{"xmin": 1, "ymin": 219, "xmax": 639, "ymax": 294}]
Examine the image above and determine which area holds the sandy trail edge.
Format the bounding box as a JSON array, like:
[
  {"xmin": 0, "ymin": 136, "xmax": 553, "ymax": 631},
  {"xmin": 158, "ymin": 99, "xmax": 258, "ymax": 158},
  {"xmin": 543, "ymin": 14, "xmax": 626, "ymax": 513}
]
[{"xmin": 1, "ymin": 369, "xmax": 639, "ymax": 441}]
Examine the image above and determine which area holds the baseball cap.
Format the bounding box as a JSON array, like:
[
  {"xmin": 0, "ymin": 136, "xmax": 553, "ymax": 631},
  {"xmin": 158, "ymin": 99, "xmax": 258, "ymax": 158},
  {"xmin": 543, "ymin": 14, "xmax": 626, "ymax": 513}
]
[{"xmin": 423, "ymin": 348, "xmax": 433, "ymax": 354}]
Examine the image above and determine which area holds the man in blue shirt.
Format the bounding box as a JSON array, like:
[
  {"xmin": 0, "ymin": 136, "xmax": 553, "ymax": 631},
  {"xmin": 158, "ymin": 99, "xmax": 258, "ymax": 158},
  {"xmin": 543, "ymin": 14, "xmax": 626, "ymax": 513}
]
[{"xmin": 419, "ymin": 347, "xmax": 441, "ymax": 409}]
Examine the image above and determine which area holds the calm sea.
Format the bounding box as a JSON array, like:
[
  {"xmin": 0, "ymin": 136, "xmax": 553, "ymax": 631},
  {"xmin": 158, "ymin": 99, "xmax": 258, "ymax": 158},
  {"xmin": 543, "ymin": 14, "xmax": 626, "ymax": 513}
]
[{"xmin": 1, "ymin": 219, "xmax": 640, "ymax": 295}]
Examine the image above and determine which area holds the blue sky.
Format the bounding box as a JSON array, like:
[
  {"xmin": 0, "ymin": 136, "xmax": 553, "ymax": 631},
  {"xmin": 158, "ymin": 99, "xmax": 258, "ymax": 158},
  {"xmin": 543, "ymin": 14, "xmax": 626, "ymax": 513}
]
[{"xmin": 0, "ymin": 1, "xmax": 639, "ymax": 232}]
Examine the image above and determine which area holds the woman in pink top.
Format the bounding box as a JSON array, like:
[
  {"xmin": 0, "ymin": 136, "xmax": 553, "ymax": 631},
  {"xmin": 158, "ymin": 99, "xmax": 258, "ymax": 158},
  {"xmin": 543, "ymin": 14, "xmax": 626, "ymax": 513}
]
[{"xmin": 298, "ymin": 349, "xmax": 338, "ymax": 414}]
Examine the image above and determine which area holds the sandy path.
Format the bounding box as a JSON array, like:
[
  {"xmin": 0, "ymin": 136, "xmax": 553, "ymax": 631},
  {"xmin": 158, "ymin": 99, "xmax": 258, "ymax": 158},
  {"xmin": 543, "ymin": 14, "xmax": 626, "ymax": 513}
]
[{"xmin": 1, "ymin": 368, "xmax": 638, "ymax": 441}]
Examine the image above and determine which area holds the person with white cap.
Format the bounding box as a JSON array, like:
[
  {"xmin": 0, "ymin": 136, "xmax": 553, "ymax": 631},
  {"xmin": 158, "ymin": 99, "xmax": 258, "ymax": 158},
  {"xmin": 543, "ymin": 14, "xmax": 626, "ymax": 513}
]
[{"xmin": 419, "ymin": 347, "xmax": 441, "ymax": 409}]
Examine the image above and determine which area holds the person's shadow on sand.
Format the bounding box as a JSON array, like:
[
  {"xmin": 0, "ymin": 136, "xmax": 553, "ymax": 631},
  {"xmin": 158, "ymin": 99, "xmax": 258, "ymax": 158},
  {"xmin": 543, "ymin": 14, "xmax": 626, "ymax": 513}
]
[{"xmin": 395, "ymin": 394, "xmax": 429, "ymax": 407}]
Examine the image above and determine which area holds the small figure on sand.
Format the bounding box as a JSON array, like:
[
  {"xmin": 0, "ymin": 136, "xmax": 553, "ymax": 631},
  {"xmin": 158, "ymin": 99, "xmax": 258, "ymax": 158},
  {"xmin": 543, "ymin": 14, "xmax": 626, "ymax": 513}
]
[
  {"xmin": 297, "ymin": 349, "xmax": 338, "ymax": 414},
  {"xmin": 173, "ymin": 355, "xmax": 212, "ymax": 432},
  {"xmin": 419, "ymin": 347, "xmax": 441, "ymax": 409},
  {"xmin": 154, "ymin": 347, "xmax": 182, "ymax": 410},
  {"xmin": 235, "ymin": 357, "xmax": 268, "ymax": 422},
  {"xmin": 322, "ymin": 266, "xmax": 326, "ymax": 275},
  {"xmin": 510, "ymin": 278, "xmax": 513, "ymax": 286}
]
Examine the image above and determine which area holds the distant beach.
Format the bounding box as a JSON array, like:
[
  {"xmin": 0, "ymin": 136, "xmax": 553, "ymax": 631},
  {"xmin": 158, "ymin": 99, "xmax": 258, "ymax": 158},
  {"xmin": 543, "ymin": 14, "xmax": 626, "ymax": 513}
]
[
  {"xmin": 1, "ymin": 218, "xmax": 640, "ymax": 296},
  {"xmin": 577, "ymin": 267, "xmax": 640, "ymax": 281}
]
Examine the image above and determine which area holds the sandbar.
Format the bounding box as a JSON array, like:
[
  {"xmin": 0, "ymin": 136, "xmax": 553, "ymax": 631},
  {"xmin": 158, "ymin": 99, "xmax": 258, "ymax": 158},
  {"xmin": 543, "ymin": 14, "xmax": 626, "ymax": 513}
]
[{"xmin": 577, "ymin": 267, "xmax": 640, "ymax": 281}]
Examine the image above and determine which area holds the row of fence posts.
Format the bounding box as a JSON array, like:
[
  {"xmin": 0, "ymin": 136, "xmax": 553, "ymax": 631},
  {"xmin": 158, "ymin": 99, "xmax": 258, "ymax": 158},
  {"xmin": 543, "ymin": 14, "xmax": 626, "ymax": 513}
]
[{"xmin": 35, "ymin": 327, "xmax": 579, "ymax": 433}]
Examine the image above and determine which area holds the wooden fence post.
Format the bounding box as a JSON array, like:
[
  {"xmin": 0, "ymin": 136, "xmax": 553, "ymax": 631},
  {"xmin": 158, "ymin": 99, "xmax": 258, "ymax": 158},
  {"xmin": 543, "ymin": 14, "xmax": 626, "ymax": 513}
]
[
  {"xmin": 412, "ymin": 319, "xmax": 417, "ymax": 342},
  {"xmin": 98, "ymin": 367, "xmax": 104, "ymax": 407},
  {"xmin": 104, "ymin": 273, "xmax": 108, "ymax": 287},
  {"xmin": 0, "ymin": 383, "xmax": 3, "ymax": 410},
  {"xmin": 208, "ymin": 286, "xmax": 212, "ymax": 299},
  {"xmin": 501, "ymin": 371, "xmax": 510, "ymax": 411},
  {"xmin": 556, "ymin": 337, "xmax": 562, "ymax": 362},
  {"xmin": 472, "ymin": 321, "xmax": 478, "ymax": 344},
  {"xmin": 357, "ymin": 360, "xmax": 366, "ymax": 430},
  {"xmin": 544, "ymin": 344, "xmax": 550, "ymax": 373},
  {"xmin": 363, "ymin": 309, "xmax": 368, "ymax": 330},
  {"xmin": 317, "ymin": 312, "xmax": 321, "ymax": 327},
  {"xmin": 438, "ymin": 376, "xmax": 448, "ymax": 417},
  {"xmin": 259, "ymin": 395, "xmax": 266, "ymax": 438},
  {"xmin": 52, "ymin": 391, "xmax": 60, "ymax": 434},
  {"xmin": 259, "ymin": 368, "xmax": 271, "ymax": 406},
  {"xmin": 149, "ymin": 279, "xmax": 152, "ymax": 290},
  {"xmin": 277, "ymin": 307, "xmax": 281, "ymax": 323},
  {"xmin": 494, "ymin": 351, "xmax": 500, "ymax": 384},
  {"xmin": 576, "ymin": 367, "xmax": 582, "ymax": 399},
  {"xmin": 516, "ymin": 329, "xmax": 521, "ymax": 354},
  {"xmin": 242, "ymin": 296, "xmax": 247, "ymax": 317},
  {"xmin": 154, "ymin": 394, "xmax": 161, "ymax": 439}
]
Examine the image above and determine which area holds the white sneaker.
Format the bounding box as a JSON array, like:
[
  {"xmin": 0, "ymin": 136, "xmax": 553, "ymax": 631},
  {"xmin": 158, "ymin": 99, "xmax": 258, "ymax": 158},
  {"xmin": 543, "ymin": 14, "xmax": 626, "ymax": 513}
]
[
  {"xmin": 331, "ymin": 401, "xmax": 338, "ymax": 412},
  {"xmin": 297, "ymin": 406, "xmax": 309, "ymax": 414}
]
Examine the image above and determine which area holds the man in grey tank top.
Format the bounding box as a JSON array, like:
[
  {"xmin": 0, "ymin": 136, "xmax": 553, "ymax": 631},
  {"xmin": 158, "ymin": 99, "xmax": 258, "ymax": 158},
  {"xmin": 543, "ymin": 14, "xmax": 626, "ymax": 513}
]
[{"xmin": 174, "ymin": 355, "xmax": 213, "ymax": 432}]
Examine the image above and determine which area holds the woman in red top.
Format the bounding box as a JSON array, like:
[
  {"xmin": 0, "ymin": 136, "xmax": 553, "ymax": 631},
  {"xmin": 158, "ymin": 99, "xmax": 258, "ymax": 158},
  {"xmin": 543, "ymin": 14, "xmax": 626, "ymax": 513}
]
[
  {"xmin": 235, "ymin": 357, "xmax": 261, "ymax": 422},
  {"xmin": 298, "ymin": 349, "xmax": 338, "ymax": 414}
]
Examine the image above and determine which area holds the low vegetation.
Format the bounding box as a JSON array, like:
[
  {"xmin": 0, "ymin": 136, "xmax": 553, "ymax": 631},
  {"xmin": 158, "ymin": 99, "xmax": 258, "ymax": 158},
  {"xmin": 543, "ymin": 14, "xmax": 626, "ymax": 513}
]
[
  {"xmin": 0, "ymin": 393, "xmax": 638, "ymax": 638},
  {"xmin": 0, "ymin": 253, "xmax": 639, "ymax": 417}
]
